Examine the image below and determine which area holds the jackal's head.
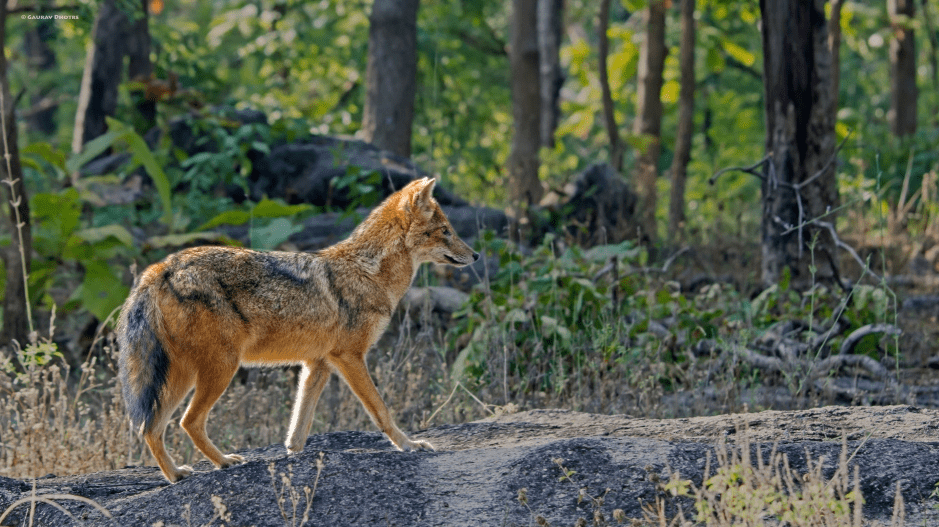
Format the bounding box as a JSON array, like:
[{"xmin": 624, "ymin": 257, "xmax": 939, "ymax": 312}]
[{"xmin": 401, "ymin": 178, "xmax": 479, "ymax": 267}]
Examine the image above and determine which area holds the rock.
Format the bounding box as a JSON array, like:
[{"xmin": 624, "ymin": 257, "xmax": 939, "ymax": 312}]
[
  {"xmin": 248, "ymin": 135, "xmax": 468, "ymax": 208},
  {"xmin": 1, "ymin": 406, "xmax": 937, "ymax": 526},
  {"xmin": 403, "ymin": 287, "xmax": 470, "ymax": 314},
  {"xmin": 562, "ymin": 162, "xmax": 639, "ymax": 246},
  {"xmin": 218, "ymin": 205, "xmax": 507, "ymax": 254}
]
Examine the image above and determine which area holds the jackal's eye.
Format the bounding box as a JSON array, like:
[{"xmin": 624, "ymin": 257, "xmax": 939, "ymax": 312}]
[{"xmin": 442, "ymin": 228, "xmax": 450, "ymax": 236}]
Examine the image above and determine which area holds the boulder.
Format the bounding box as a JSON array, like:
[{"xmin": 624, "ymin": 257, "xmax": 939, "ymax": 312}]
[
  {"xmin": 248, "ymin": 135, "xmax": 468, "ymax": 209},
  {"xmin": 1, "ymin": 406, "xmax": 936, "ymax": 526},
  {"xmin": 563, "ymin": 162, "xmax": 639, "ymax": 246}
]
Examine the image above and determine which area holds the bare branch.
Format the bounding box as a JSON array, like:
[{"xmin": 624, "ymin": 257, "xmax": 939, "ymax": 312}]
[
  {"xmin": 839, "ymin": 323, "xmax": 902, "ymax": 355},
  {"xmin": 813, "ymin": 353, "xmax": 891, "ymax": 380},
  {"xmin": 709, "ymin": 155, "xmax": 770, "ymax": 185},
  {"xmin": 812, "ymin": 220, "xmax": 882, "ymax": 282},
  {"xmin": 731, "ymin": 343, "xmax": 787, "ymax": 373}
]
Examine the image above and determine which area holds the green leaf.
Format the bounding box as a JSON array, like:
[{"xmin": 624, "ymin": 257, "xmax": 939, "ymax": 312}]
[
  {"xmin": 722, "ymin": 40, "xmax": 756, "ymax": 67},
  {"xmin": 75, "ymin": 225, "xmax": 134, "ymax": 247},
  {"xmin": 198, "ymin": 210, "xmax": 253, "ymax": 230},
  {"xmin": 148, "ymin": 231, "xmax": 234, "ymax": 248},
  {"xmin": 106, "ymin": 118, "xmax": 174, "ymax": 229},
  {"xmin": 250, "ymin": 218, "xmax": 302, "ymax": 250},
  {"xmin": 252, "ymin": 198, "xmax": 312, "ymax": 218},
  {"xmin": 706, "ymin": 46, "xmax": 726, "ymax": 72},
  {"xmin": 779, "ymin": 267, "xmax": 791, "ymax": 291},
  {"xmin": 76, "ymin": 260, "xmax": 129, "ymax": 322},
  {"xmin": 620, "ymin": 0, "xmax": 647, "ymax": 11},
  {"xmin": 31, "ymin": 190, "xmax": 82, "ymax": 255},
  {"xmin": 22, "ymin": 142, "xmax": 67, "ymax": 172},
  {"xmin": 65, "ymin": 130, "xmax": 124, "ymax": 174},
  {"xmin": 661, "ymin": 80, "xmax": 681, "ymax": 104}
]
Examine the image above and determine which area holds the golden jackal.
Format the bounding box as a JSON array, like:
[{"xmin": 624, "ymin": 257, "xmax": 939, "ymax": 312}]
[{"xmin": 117, "ymin": 177, "xmax": 478, "ymax": 482}]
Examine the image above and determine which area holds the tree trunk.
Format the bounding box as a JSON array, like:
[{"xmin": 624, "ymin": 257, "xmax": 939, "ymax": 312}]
[
  {"xmin": 361, "ymin": 0, "xmax": 420, "ymax": 159},
  {"xmin": 759, "ymin": 0, "xmax": 838, "ymax": 288},
  {"xmin": 920, "ymin": 0, "xmax": 938, "ymax": 126},
  {"xmin": 828, "ymin": 0, "xmax": 843, "ymax": 123},
  {"xmin": 24, "ymin": 11, "xmax": 57, "ymax": 135},
  {"xmin": 0, "ymin": 0, "xmax": 34, "ymax": 348},
  {"xmin": 73, "ymin": 0, "xmax": 129, "ymax": 153},
  {"xmin": 633, "ymin": 0, "xmax": 667, "ymax": 246},
  {"xmin": 888, "ymin": 0, "xmax": 917, "ymax": 137},
  {"xmin": 127, "ymin": 0, "xmax": 155, "ymax": 128},
  {"xmin": 668, "ymin": 0, "xmax": 695, "ymax": 244},
  {"xmin": 508, "ymin": 0, "xmax": 543, "ymax": 208},
  {"xmin": 73, "ymin": 0, "xmax": 152, "ymax": 152},
  {"xmin": 537, "ymin": 0, "xmax": 563, "ymax": 148},
  {"xmin": 598, "ymin": 0, "xmax": 621, "ymax": 171}
]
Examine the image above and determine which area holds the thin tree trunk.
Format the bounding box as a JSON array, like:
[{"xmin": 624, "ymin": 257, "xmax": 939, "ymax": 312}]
[
  {"xmin": 24, "ymin": 8, "xmax": 57, "ymax": 135},
  {"xmin": 828, "ymin": 0, "xmax": 843, "ymax": 123},
  {"xmin": 598, "ymin": 0, "xmax": 621, "ymax": 171},
  {"xmin": 361, "ymin": 0, "xmax": 420, "ymax": 158},
  {"xmin": 0, "ymin": 0, "xmax": 34, "ymax": 348},
  {"xmin": 633, "ymin": 0, "xmax": 667, "ymax": 246},
  {"xmin": 127, "ymin": 0, "xmax": 155, "ymax": 128},
  {"xmin": 508, "ymin": 0, "xmax": 543, "ymax": 208},
  {"xmin": 73, "ymin": 0, "xmax": 131, "ymax": 153},
  {"xmin": 759, "ymin": 0, "xmax": 838, "ymax": 288},
  {"xmin": 888, "ymin": 0, "xmax": 917, "ymax": 137},
  {"xmin": 668, "ymin": 0, "xmax": 695, "ymax": 244},
  {"xmin": 921, "ymin": 0, "xmax": 939, "ymax": 126},
  {"xmin": 537, "ymin": 0, "xmax": 563, "ymax": 148}
]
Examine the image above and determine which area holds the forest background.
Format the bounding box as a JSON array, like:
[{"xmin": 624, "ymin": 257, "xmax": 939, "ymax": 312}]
[{"xmin": 0, "ymin": 0, "xmax": 937, "ymax": 483}]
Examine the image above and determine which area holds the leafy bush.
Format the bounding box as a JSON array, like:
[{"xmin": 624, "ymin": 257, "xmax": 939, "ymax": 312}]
[{"xmin": 449, "ymin": 232, "xmax": 899, "ymax": 407}]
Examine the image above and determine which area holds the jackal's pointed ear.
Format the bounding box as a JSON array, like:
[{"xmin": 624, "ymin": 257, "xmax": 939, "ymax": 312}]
[
  {"xmin": 404, "ymin": 177, "xmax": 436, "ymax": 218},
  {"xmin": 415, "ymin": 177, "xmax": 436, "ymax": 205}
]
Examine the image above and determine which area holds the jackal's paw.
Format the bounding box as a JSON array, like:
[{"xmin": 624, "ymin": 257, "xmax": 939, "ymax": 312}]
[
  {"xmin": 399, "ymin": 439, "xmax": 435, "ymax": 452},
  {"xmin": 218, "ymin": 454, "xmax": 245, "ymax": 468},
  {"xmin": 167, "ymin": 464, "xmax": 194, "ymax": 483},
  {"xmin": 285, "ymin": 442, "xmax": 303, "ymax": 454}
]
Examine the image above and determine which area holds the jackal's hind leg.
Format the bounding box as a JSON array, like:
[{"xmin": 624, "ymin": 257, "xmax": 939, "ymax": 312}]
[
  {"xmin": 144, "ymin": 372, "xmax": 196, "ymax": 483},
  {"xmin": 180, "ymin": 365, "xmax": 245, "ymax": 469}
]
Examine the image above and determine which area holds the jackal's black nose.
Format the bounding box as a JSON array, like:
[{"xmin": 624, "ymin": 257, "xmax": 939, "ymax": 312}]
[{"xmin": 472, "ymin": 252, "xmax": 479, "ymax": 261}]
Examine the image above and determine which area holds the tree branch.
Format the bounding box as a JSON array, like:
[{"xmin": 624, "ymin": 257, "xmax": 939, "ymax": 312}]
[
  {"xmin": 839, "ymin": 324, "xmax": 902, "ymax": 355},
  {"xmin": 709, "ymin": 155, "xmax": 770, "ymax": 185}
]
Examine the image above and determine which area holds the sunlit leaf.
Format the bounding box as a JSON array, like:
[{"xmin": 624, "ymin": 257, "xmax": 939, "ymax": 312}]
[
  {"xmin": 722, "ymin": 41, "xmax": 756, "ymax": 66},
  {"xmin": 661, "ymin": 80, "xmax": 681, "ymax": 104},
  {"xmin": 252, "ymin": 198, "xmax": 311, "ymax": 218},
  {"xmin": 706, "ymin": 46, "xmax": 725, "ymax": 72}
]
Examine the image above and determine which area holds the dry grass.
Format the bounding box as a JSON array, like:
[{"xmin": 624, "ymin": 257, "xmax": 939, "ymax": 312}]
[
  {"xmin": 0, "ymin": 337, "xmax": 135, "ymax": 479},
  {"xmin": 0, "ymin": 307, "xmax": 489, "ymax": 479},
  {"xmin": 634, "ymin": 427, "xmax": 906, "ymax": 527}
]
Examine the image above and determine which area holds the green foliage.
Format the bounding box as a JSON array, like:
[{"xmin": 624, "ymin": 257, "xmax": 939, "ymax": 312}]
[
  {"xmin": 173, "ymin": 115, "xmax": 272, "ymax": 229},
  {"xmin": 449, "ymin": 230, "xmax": 900, "ymax": 399},
  {"xmin": 30, "ymin": 188, "xmax": 133, "ymax": 321},
  {"xmin": 329, "ymin": 166, "xmax": 384, "ymax": 215},
  {"xmin": 450, "ymin": 232, "xmax": 718, "ymax": 394}
]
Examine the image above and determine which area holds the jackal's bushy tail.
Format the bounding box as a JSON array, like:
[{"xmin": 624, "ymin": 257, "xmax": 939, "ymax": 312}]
[{"xmin": 117, "ymin": 289, "xmax": 169, "ymax": 433}]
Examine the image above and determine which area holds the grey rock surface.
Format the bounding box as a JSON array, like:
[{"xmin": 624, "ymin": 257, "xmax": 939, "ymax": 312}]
[{"xmin": 1, "ymin": 406, "xmax": 937, "ymax": 526}]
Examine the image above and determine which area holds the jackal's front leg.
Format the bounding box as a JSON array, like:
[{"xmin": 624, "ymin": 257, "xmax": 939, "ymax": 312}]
[{"xmin": 330, "ymin": 353, "xmax": 434, "ymax": 452}]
